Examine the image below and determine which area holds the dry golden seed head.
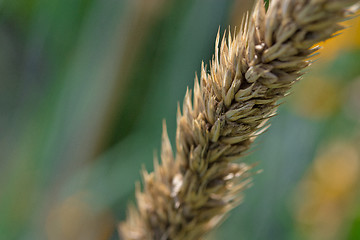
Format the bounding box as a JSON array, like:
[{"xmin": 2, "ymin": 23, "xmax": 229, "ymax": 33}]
[
  {"xmin": 120, "ymin": 0, "xmax": 359, "ymax": 239},
  {"xmin": 208, "ymin": 144, "xmax": 232, "ymax": 163}
]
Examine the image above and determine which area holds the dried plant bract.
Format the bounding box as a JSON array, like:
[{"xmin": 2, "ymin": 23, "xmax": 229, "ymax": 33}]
[{"xmin": 119, "ymin": 0, "xmax": 360, "ymax": 239}]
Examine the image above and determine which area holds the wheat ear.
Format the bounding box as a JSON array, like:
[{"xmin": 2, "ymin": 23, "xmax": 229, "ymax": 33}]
[{"xmin": 119, "ymin": 0, "xmax": 359, "ymax": 239}]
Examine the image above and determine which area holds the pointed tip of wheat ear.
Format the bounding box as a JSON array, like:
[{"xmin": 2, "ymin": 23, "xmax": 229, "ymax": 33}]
[{"xmin": 119, "ymin": 1, "xmax": 359, "ymax": 239}]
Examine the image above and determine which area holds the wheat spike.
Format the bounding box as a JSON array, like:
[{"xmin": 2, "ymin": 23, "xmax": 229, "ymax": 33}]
[{"xmin": 119, "ymin": 0, "xmax": 359, "ymax": 239}]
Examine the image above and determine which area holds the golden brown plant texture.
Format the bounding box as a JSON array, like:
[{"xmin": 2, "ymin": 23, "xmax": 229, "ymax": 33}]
[{"xmin": 119, "ymin": 0, "xmax": 360, "ymax": 239}]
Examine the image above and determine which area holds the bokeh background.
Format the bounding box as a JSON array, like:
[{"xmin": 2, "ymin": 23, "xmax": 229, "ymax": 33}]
[{"xmin": 1, "ymin": 0, "xmax": 360, "ymax": 239}]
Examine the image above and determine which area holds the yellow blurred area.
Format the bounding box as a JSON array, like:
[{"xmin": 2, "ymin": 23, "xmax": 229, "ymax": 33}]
[
  {"xmin": 289, "ymin": 13, "xmax": 360, "ymax": 120},
  {"xmin": 46, "ymin": 192, "xmax": 114, "ymax": 240},
  {"xmin": 319, "ymin": 15, "xmax": 360, "ymax": 62},
  {"xmin": 290, "ymin": 76, "xmax": 342, "ymax": 119},
  {"xmin": 293, "ymin": 141, "xmax": 360, "ymax": 240},
  {"xmin": 314, "ymin": 144, "xmax": 359, "ymax": 196}
]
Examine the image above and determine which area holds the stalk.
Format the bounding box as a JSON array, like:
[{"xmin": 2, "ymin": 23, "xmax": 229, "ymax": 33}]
[{"xmin": 119, "ymin": 0, "xmax": 359, "ymax": 239}]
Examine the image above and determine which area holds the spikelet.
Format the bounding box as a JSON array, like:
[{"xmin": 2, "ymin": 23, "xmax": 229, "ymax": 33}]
[{"xmin": 119, "ymin": 1, "xmax": 360, "ymax": 239}]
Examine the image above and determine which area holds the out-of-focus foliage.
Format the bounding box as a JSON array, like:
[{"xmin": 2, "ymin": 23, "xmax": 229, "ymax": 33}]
[
  {"xmin": 0, "ymin": 0, "xmax": 359, "ymax": 239},
  {"xmin": 293, "ymin": 141, "xmax": 360, "ymax": 240}
]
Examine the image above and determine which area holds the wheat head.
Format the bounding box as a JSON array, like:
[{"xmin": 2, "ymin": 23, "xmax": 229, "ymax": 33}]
[{"xmin": 119, "ymin": 0, "xmax": 359, "ymax": 239}]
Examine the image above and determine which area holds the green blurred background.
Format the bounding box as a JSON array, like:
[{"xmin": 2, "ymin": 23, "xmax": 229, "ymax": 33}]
[{"xmin": 0, "ymin": 0, "xmax": 360, "ymax": 239}]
